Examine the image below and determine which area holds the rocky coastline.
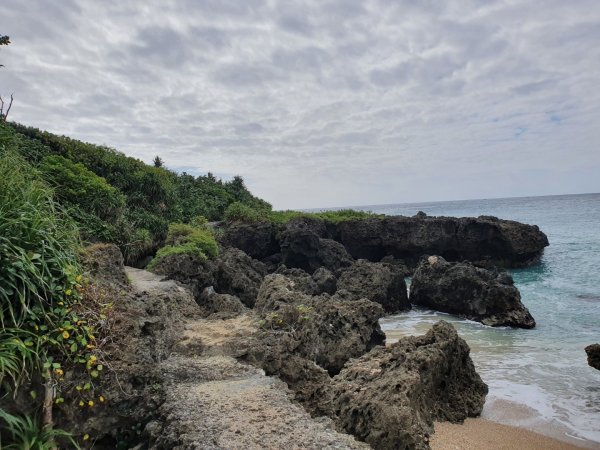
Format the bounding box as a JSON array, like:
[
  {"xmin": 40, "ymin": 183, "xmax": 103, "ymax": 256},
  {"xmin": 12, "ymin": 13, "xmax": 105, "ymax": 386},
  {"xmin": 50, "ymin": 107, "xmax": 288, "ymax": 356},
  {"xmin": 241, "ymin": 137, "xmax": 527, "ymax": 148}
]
[
  {"xmin": 224, "ymin": 213, "xmax": 549, "ymax": 270},
  {"xmin": 63, "ymin": 213, "xmax": 551, "ymax": 449}
]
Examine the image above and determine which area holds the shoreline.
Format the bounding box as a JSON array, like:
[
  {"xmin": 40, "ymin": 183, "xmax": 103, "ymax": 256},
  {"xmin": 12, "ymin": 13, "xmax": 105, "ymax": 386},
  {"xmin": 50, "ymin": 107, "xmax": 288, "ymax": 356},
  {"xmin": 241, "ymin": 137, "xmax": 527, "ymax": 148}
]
[
  {"xmin": 383, "ymin": 326, "xmax": 600, "ymax": 449},
  {"xmin": 430, "ymin": 418, "xmax": 598, "ymax": 450}
]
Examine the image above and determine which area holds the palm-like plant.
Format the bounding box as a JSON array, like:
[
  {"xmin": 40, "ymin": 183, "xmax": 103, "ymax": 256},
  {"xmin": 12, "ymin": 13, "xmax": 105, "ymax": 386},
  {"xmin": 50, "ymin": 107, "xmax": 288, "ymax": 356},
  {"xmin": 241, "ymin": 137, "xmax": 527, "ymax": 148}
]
[{"xmin": 0, "ymin": 410, "xmax": 79, "ymax": 450}]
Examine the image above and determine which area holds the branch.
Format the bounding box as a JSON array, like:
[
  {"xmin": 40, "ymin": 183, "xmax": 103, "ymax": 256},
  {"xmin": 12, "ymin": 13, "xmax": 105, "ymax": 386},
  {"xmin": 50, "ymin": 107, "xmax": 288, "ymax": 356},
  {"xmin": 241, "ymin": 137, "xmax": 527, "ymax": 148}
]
[
  {"xmin": 5, "ymin": 93, "xmax": 13, "ymax": 120},
  {"xmin": 0, "ymin": 93, "xmax": 13, "ymax": 121}
]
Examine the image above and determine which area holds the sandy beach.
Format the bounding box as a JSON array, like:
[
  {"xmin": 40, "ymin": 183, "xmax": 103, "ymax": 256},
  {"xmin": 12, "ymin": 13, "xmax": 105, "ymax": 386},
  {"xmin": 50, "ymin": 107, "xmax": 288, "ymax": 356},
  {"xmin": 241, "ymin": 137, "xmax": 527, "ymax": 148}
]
[{"xmin": 430, "ymin": 418, "xmax": 598, "ymax": 450}]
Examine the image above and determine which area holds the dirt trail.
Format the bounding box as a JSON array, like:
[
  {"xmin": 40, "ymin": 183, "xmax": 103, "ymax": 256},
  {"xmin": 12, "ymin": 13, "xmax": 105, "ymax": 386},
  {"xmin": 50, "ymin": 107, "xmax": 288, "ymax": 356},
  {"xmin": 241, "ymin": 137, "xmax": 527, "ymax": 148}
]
[{"xmin": 125, "ymin": 267, "xmax": 369, "ymax": 450}]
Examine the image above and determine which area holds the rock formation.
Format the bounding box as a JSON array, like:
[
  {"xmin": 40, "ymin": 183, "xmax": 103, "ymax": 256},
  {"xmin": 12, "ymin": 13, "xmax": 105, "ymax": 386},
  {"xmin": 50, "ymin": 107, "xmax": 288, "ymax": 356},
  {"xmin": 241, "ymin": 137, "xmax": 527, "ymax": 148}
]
[
  {"xmin": 337, "ymin": 259, "xmax": 410, "ymax": 313},
  {"xmin": 254, "ymin": 273, "xmax": 385, "ymax": 375},
  {"xmin": 222, "ymin": 214, "xmax": 549, "ymax": 269},
  {"xmin": 410, "ymin": 256, "xmax": 536, "ymax": 328},
  {"xmin": 66, "ymin": 245, "xmax": 491, "ymax": 449},
  {"xmin": 150, "ymin": 246, "xmax": 267, "ymax": 308},
  {"xmin": 336, "ymin": 215, "xmax": 549, "ymax": 268},
  {"xmin": 213, "ymin": 247, "xmax": 267, "ymax": 307},
  {"xmin": 280, "ymin": 222, "xmax": 353, "ymax": 273},
  {"xmin": 222, "ymin": 220, "xmax": 279, "ymax": 259},
  {"xmin": 332, "ymin": 321, "xmax": 488, "ymax": 450},
  {"xmin": 585, "ymin": 344, "xmax": 600, "ymax": 371}
]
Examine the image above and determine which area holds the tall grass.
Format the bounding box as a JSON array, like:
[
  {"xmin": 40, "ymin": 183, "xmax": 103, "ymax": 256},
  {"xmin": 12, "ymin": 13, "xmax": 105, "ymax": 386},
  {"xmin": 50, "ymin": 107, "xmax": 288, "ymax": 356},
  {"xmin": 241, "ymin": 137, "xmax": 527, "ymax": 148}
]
[
  {"xmin": 0, "ymin": 150, "xmax": 80, "ymax": 329},
  {"xmin": 0, "ymin": 149, "xmax": 81, "ymax": 446}
]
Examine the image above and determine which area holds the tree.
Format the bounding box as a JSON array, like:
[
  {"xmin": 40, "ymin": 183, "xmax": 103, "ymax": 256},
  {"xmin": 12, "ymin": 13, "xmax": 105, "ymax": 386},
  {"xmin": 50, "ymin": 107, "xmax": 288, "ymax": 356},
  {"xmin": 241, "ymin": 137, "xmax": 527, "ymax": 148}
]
[
  {"xmin": 153, "ymin": 155, "xmax": 164, "ymax": 168},
  {"xmin": 0, "ymin": 35, "xmax": 10, "ymax": 67},
  {"xmin": 0, "ymin": 35, "xmax": 12, "ymax": 121}
]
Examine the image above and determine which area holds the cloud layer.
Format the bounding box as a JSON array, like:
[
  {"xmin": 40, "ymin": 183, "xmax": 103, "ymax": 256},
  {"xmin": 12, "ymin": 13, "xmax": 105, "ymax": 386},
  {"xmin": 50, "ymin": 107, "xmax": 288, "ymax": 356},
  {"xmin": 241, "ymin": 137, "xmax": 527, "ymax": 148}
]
[{"xmin": 1, "ymin": 0, "xmax": 599, "ymax": 208}]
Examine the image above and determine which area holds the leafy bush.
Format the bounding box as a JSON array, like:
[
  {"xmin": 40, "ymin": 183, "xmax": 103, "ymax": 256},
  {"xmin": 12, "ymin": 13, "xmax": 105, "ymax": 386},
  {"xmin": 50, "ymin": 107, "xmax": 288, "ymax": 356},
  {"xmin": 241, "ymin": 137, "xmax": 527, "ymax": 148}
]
[
  {"xmin": 189, "ymin": 215, "xmax": 209, "ymax": 229},
  {"xmin": 0, "ymin": 150, "xmax": 107, "ymax": 447},
  {"xmin": 268, "ymin": 208, "xmax": 383, "ymax": 225},
  {"xmin": 148, "ymin": 223, "xmax": 218, "ymax": 270},
  {"xmin": 38, "ymin": 155, "xmax": 125, "ymax": 220},
  {"xmin": 223, "ymin": 202, "xmax": 267, "ymax": 223},
  {"xmin": 0, "ymin": 151, "xmax": 93, "ymax": 449}
]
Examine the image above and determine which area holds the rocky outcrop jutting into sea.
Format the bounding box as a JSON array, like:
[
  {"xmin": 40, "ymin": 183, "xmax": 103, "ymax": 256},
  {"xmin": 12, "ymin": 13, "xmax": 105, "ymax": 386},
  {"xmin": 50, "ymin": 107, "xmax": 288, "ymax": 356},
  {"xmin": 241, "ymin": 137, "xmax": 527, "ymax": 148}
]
[
  {"xmin": 332, "ymin": 321, "xmax": 488, "ymax": 450},
  {"xmin": 410, "ymin": 255, "xmax": 536, "ymax": 328},
  {"xmin": 224, "ymin": 214, "xmax": 549, "ymax": 270},
  {"xmin": 335, "ymin": 214, "xmax": 549, "ymax": 268}
]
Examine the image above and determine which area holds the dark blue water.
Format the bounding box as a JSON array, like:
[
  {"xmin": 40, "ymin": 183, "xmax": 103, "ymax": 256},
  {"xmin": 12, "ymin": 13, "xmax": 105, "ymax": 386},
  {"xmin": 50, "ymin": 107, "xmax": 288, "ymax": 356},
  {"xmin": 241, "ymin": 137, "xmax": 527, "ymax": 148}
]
[{"xmin": 358, "ymin": 194, "xmax": 600, "ymax": 444}]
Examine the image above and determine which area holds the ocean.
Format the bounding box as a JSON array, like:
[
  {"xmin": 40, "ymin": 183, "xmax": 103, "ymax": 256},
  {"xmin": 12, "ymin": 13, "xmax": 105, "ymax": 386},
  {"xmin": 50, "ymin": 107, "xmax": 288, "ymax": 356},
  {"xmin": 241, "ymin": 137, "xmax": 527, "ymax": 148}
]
[{"xmin": 355, "ymin": 193, "xmax": 600, "ymax": 446}]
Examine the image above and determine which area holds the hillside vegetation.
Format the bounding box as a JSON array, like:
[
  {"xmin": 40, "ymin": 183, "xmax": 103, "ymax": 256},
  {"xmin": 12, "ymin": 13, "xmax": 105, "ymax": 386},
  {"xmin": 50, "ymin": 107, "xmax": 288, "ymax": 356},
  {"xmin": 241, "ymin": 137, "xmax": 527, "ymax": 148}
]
[{"xmin": 0, "ymin": 121, "xmax": 271, "ymax": 263}]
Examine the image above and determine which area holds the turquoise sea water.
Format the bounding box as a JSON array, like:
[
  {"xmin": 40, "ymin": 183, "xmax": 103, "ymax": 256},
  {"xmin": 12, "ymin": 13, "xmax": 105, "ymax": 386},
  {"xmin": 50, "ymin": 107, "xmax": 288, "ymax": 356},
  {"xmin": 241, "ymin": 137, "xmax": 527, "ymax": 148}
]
[{"xmin": 357, "ymin": 194, "xmax": 600, "ymax": 445}]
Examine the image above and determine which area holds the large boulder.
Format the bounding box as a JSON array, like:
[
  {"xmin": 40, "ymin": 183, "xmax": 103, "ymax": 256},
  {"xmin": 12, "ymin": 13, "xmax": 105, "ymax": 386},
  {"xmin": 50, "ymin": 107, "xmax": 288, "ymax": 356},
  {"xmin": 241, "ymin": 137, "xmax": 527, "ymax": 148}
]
[
  {"xmin": 275, "ymin": 266, "xmax": 320, "ymax": 295},
  {"xmin": 410, "ymin": 256, "xmax": 535, "ymax": 328},
  {"xmin": 149, "ymin": 252, "xmax": 217, "ymax": 294},
  {"xmin": 255, "ymin": 274, "xmax": 385, "ymax": 374},
  {"xmin": 312, "ymin": 267, "xmax": 337, "ymax": 294},
  {"xmin": 198, "ymin": 286, "xmax": 247, "ymax": 319},
  {"xmin": 335, "ymin": 215, "xmax": 549, "ymax": 268},
  {"xmin": 214, "ymin": 247, "xmax": 267, "ymax": 307},
  {"xmin": 332, "ymin": 321, "xmax": 488, "ymax": 450},
  {"xmin": 585, "ymin": 344, "xmax": 600, "ymax": 371},
  {"xmin": 82, "ymin": 243, "xmax": 129, "ymax": 286},
  {"xmin": 280, "ymin": 224, "xmax": 353, "ymax": 273},
  {"xmin": 222, "ymin": 220, "xmax": 279, "ymax": 260},
  {"xmin": 337, "ymin": 259, "xmax": 410, "ymax": 313},
  {"xmin": 150, "ymin": 247, "xmax": 267, "ymax": 308}
]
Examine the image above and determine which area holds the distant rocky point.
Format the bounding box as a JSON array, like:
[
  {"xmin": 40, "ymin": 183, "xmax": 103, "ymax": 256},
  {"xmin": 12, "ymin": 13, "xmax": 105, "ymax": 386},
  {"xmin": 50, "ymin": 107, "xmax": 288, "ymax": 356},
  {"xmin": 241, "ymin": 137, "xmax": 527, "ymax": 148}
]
[{"xmin": 224, "ymin": 214, "xmax": 549, "ymax": 271}]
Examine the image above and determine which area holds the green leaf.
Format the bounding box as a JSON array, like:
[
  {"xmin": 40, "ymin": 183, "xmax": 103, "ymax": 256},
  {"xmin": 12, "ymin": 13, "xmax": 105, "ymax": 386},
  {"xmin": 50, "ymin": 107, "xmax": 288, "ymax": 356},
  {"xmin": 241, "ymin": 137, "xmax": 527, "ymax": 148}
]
[
  {"xmin": 70, "ymin": 342, "xmax": 77, "ymax": 352},
  {"xmin": 90, "ymin": 370, "xmax": 99, "ymax": 378}
]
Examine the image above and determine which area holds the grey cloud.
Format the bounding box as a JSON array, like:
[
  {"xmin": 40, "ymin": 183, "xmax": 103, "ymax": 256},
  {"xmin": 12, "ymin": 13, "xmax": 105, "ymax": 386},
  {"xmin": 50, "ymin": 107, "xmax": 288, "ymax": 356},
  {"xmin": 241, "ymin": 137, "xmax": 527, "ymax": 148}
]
[
  {"xmin": 131, "ymin": 27, "xmax": 189, "ymax": 68},
  {"xmin": 188, "ymin": 26, "xmax": 230, "ymax": 49},
  {"xmin": 271, "ymin": 46, "xmax": 329, "ymax": 72},
  {"xmin": 0, "ymin": 0, "xmax": 598, "ymax": 209},
  {"xmin": 511, "ymin": 79, "xmax": 558, "ymax": 96},
  {"xmin": 211, "ymin": 63, "xmax": 285, "ymax": 86},
  {"xmin": 234, "ymin": 122, "xmax": 264, "ymax": 135},
  {"xmin": 277, "ymin": 15, "xmax": 314, "ymax": 36}
]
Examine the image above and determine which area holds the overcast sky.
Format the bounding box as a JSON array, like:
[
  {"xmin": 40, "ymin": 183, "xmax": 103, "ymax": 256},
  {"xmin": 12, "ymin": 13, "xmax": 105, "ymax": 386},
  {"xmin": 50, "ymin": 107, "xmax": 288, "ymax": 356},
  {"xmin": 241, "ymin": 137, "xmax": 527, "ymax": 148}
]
[{"xmin": 1, "ymin": 0, "xmax": 599, "ymax": 209}]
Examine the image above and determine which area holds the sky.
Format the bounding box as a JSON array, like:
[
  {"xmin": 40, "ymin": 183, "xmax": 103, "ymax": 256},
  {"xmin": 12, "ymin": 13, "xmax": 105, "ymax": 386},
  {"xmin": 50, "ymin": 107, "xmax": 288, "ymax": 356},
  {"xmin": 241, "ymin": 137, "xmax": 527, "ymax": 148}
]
[{"xmin": 1, "ymin": 0, "xmax": 599, "ymax": 209}]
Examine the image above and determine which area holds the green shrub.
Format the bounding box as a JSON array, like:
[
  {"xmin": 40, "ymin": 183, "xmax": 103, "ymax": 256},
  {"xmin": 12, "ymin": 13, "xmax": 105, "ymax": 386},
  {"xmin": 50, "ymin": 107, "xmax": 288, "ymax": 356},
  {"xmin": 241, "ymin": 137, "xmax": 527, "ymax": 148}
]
[
  {"xmin": 268, "ymin": 208, "xmax": 383, "ymax": 225},
  {"xmin": 223, "ymin": 202, "xmax": 266, "ymax": 223},
  {"xmin": 189, "ymin": 215, "xmax": 209, "ymax": 229},
  {"xmin": 38, "ymin": 155, "xmax": 125, "ymax": 221},
  {"xmin": 148, "ymin": 223, "xmax": 218, "ymax": 270},
  {"xmin": 164, "ymin": 223, "xmax": 197, "ymax": 245},
  {"xmin": 0, "ymin": 150, "xmax": 86, "ymax": 446}
]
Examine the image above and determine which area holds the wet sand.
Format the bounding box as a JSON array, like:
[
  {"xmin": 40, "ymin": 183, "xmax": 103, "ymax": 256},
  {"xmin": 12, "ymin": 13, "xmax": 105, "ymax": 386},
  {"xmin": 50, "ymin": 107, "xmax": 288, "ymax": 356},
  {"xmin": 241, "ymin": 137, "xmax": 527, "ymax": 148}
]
[{"xmin": 430, "ymin": 418, "xmax": 598, "ymax": 450}]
